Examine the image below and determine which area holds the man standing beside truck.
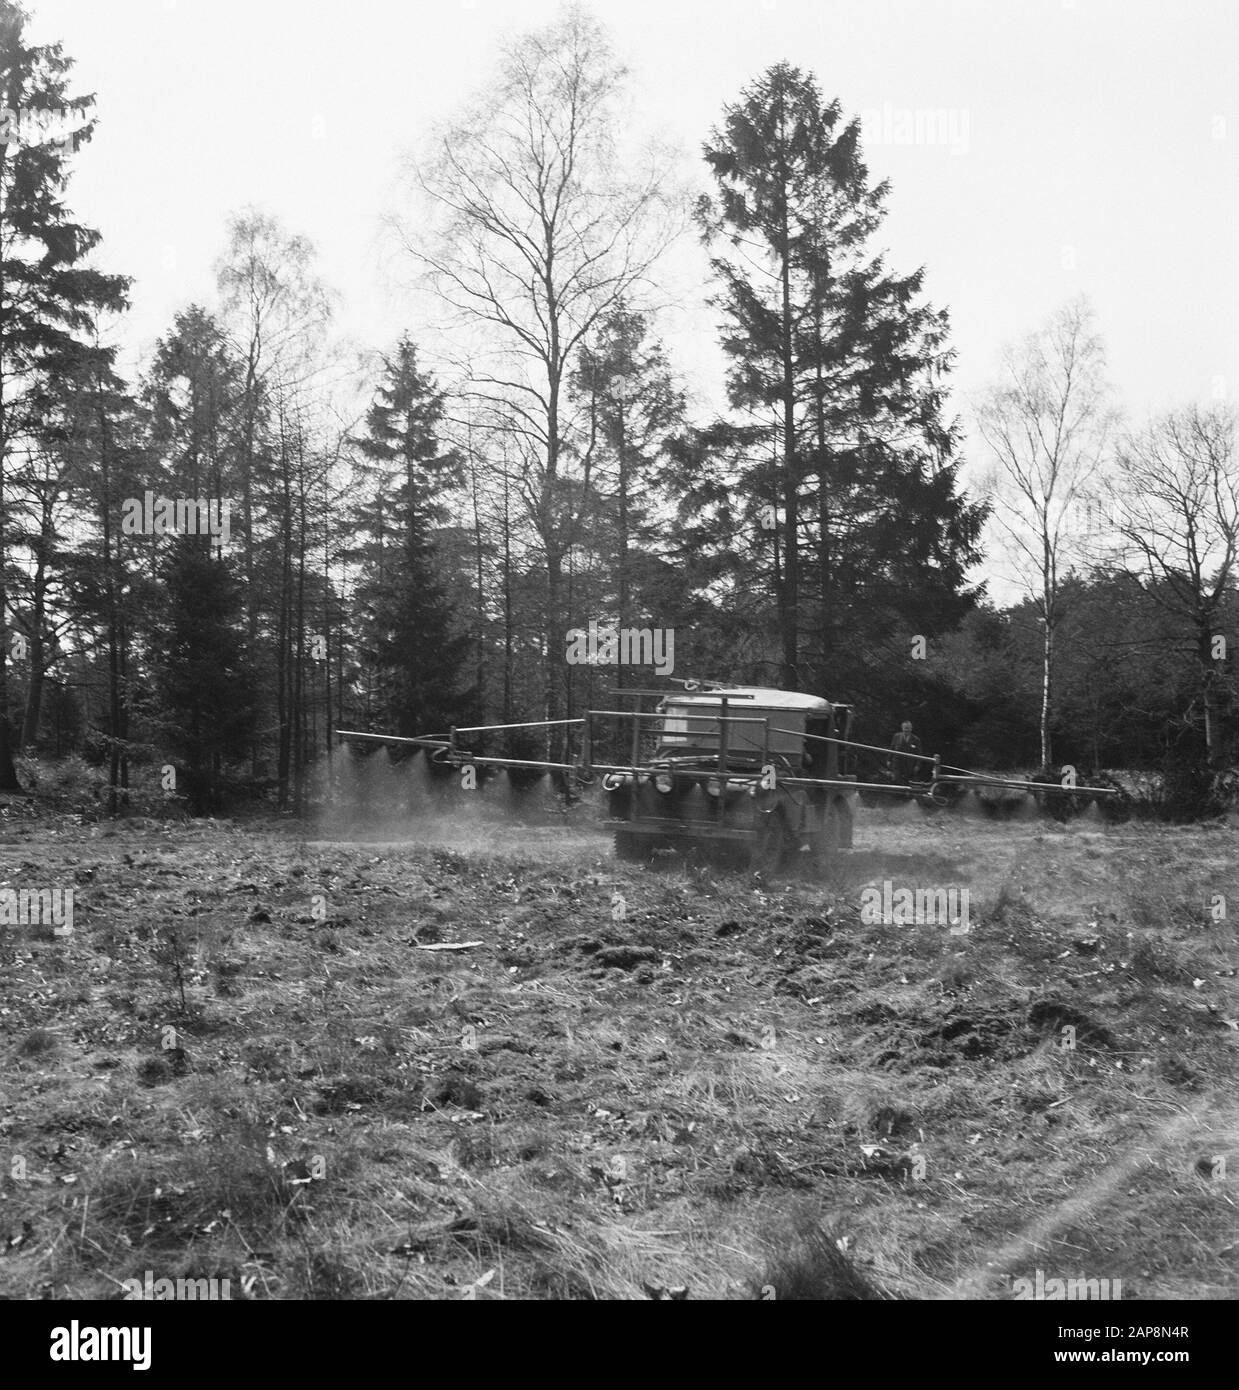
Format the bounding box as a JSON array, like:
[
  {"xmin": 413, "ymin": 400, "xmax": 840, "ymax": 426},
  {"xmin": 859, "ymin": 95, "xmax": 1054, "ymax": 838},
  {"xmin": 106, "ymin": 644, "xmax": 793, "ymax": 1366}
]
[{"xmin": 889, "ymin": 720, "xmax": 923, "ymax": 778}]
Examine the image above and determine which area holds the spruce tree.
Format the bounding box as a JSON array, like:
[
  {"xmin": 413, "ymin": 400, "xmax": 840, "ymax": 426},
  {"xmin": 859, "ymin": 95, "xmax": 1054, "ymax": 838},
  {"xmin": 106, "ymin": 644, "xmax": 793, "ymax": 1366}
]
[
  {"xmin": 52, "ymin": 343, "xmax": 147, "ymax": 809},
  {"xmin": 570, "ymin": 305, "xmax": 684, "ymax": 693},
  {"xmin": 150, "ymin": 537, "xmax": 256, "ymax": 815},
  {"xmin": 351, "ymin": 338, "xmax": 473, "ymax": 737},
  {"xmin": 694, "ymin": 62, "xmax": 985, "ymax": 693},
  {"xmin": 145, "ymin": 305, "xmax": 242, "ymax": 501},
  {"xmin": 0, "ymin": 0, "xmax": 129, "ymax": 787}
]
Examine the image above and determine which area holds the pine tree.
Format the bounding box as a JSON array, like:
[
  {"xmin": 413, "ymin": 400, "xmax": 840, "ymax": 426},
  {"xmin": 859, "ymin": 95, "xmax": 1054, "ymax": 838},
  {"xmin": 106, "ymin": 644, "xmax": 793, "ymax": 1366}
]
[
  {"xmin": 695, "ymin": 62, "xmax": 985, "ymax": 693},
  {"xmin": 0, "ymin": 0, "xmax": 129, "ymax": 787},
  {"xmin": 150, "ymin": 537, "xmax": 256, "ymax": 815},
  {"xmin": 572, "ymin": 305, "xmax": 684, "ymax": 639},
  {"xmin": 51, "ymin": 341, "xmax": 148, "ymax": 809},
  {"xmin": 145, "ymin": 305, "xmax": 242, "ymax": 501},
  {"xmin": 351, "ymin": 338, "xmax": 473, "ymax": 737}
]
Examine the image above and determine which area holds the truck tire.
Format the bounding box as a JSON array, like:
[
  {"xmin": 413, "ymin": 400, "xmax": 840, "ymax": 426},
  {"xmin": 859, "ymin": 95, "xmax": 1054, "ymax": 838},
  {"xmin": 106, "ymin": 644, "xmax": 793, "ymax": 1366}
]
[
  {"xmin": 751, "ymin": 811, "xmax": 793, "ymax": 877},
  {"xmin": 826, "ymin": 796, "xmax": 854, "ymax": 850}
]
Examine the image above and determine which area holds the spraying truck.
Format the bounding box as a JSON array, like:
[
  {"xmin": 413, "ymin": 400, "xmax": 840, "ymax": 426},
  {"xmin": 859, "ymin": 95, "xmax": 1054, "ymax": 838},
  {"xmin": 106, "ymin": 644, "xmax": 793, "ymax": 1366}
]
[
  {"xmin": 601, "ymin": 684, "xmax": 858, "ymax": 873},
  {"xmin": 336, "ymin": 679, "xmax": 1116, "ymax": 874}
]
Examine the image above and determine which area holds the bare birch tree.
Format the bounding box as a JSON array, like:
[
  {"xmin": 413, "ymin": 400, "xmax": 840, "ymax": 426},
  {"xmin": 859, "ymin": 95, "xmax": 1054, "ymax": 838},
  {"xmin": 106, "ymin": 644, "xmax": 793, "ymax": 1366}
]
[
  {"xmin": 1116, "ymin": 404, "xmax": 1239, "ymax": 768},
  {"xmin": 975, "ymin": 298, "xmax": 1116, "ymax": 769},
  {"xmin": 398, "ymin": 6, "xmax": 678, "ymax": 746},
  {"xmin": 215, "ymin": 209, "xmax": 333, "ymax": 643}
]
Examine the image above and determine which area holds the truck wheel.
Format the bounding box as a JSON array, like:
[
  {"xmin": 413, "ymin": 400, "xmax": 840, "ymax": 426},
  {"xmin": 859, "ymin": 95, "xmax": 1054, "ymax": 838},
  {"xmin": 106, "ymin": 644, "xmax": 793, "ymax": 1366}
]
[
  {"xmin": 751, "ymin": 811, "xmax": 793, "ymax": 877},
  {"xmin": 826, "ymin": 797, "xmax": 854, "ymax": 850}
]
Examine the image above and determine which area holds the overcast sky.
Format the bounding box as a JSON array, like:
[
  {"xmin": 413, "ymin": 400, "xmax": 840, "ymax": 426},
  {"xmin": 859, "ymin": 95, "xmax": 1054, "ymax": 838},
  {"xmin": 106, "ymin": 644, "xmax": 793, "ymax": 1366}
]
[{"xmin": 22, "ymin": 0, "xmax": 1239, "ymax": 549}]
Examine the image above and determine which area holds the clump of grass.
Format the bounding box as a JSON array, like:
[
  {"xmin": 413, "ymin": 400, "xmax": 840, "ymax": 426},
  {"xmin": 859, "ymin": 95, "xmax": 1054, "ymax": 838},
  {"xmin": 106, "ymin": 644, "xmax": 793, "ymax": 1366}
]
[
  {"xmin": 1003, "ymin": 1053, "xmax": 1069, "ymax": 1114},
  {"xmin": 1127, "ymin": 936, "xmax": 1192, "ymax": 984},
  {"xmin": 429, "ymin": 1072, "xmax": 485, "ymax": 1111},
  {"xmin": 934, "ymin": 957, "xmax": 972, "ymax": 992},
  {"xmin": 448, "ymin": 1192, "xmax": 557, "ymax": 1256},
  {"xmin": 841, "ymin": 1082, "xmax": 916, "ymax": 1139},
  {"xmin": 453, "ymin": 1127, "xmax": 503, "ymax": 1170},
  {"xmin": 750, "ymin": 1212, "xmax": 890, "ymax": 1300},
  {"xmin": 17, "ymin": 1027, "xmax": 58, "ymax": 1058},
  {"xmin": 67, "ymin": 1123, "xmax": 319, "ymax": 1268},
  {"xmin": 455, "ymin": 1124, "xmax": 558, "ymax": 1172},
  {"xmin": 981, "ymin": 880, "xmax": 1025, "ymax": 928},
  {"xmin": 137, "ymin": 1056, "xmax": 174, "ymax": 1086},
  {"xmin": 292, "ymin": 1247, "xmax": 367, "ymax": 1299},
  {"xmin": 1156, "ymin": 1052, "xmax": 1200, "ymax": 1089},
  {"xmin": 242, "ymin": 1041, "xmax": 291, "ymax": 1079}
]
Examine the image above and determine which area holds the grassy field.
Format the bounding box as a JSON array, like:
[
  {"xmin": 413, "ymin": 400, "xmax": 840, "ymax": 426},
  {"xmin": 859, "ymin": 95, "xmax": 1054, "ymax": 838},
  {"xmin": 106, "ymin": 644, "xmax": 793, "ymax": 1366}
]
[{"xmin": 1, "ymin": 795, "xmax": 1237, "ymax": 1300}]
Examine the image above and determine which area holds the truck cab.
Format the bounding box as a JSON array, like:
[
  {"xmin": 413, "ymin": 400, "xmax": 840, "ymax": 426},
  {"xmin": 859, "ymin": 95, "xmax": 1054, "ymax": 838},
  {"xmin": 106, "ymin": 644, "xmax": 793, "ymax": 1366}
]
[{"xmin": 604, "ymin": 686, "xmax": 856, "ymax": 871}]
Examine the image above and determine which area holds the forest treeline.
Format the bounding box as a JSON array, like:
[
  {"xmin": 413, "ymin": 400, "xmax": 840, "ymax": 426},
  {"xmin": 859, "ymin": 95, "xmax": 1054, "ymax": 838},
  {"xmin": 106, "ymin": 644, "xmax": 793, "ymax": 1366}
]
[{"xmin": 1, "ymin": 3, "xmax": 1235, "ymax": 814}]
